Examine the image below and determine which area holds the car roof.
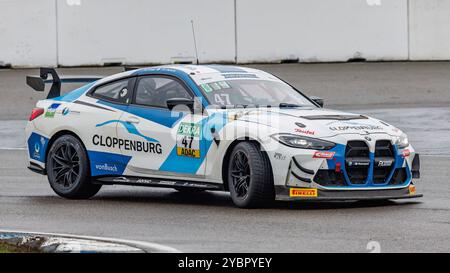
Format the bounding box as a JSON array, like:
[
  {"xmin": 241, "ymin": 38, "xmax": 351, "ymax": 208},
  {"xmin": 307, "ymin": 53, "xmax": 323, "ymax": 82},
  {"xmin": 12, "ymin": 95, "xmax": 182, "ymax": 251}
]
[{"xmin": 93, "ymin": 64, "xmax": 279, "ymax": 88}]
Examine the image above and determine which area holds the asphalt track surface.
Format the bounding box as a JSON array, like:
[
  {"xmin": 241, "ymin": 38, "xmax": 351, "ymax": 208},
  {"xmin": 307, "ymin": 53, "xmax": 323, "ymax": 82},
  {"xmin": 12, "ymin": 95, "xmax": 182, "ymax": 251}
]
[{"xmin": 0, "ymin": 63, "xmax": 449, "ymax": 252}]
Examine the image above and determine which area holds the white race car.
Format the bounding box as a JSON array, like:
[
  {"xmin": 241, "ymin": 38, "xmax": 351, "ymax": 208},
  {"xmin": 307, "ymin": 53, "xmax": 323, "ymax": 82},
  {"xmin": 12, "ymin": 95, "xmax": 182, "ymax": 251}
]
[{"xmin": 25, "ymin": 65, "xmax": 421, "ymax": 208}]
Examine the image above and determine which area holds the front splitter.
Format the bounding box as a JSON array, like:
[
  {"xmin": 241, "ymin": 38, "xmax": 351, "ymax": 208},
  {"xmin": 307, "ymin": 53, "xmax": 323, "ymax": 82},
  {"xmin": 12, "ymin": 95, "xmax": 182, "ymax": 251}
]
[{"xmin": 275, "ymin": 185, "xmax": 423, "ymax": 201}]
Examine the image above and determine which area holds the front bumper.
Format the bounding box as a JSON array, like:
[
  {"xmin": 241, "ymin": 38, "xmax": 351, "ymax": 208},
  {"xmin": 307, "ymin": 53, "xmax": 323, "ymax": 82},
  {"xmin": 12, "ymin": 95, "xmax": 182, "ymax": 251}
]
[{"xmin": 275, "ymin": 184, "xmax": 423, "ymax": 201}]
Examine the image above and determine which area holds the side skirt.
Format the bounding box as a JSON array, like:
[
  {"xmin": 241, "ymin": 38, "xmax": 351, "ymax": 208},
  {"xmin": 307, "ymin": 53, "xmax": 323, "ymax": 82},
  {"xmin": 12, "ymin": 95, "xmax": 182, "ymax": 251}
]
[{"xmin": 93, "ymin": 176, "xmax": 225, "ymax": 191}]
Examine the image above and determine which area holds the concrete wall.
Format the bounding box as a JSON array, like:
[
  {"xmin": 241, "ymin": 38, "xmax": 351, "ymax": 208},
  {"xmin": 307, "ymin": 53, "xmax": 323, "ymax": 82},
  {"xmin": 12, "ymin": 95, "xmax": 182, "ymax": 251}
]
[
  {"xmin": 1, "ymin": 0, "xmax": 450, "ymax": 67},
  {"xmin": 0, "ymin": 0, "xmax": 57, "ymax": 67},
  {"xmin": 56, "ymin": 0, "xmax": 236, "ymax": 66},
  {"xmin": 409, "ymin": 0, "xmax": 450, "ymax": 60},
  {"xmin": 236, "ymin": 0, "xmax": 408, "ymax": 63}
]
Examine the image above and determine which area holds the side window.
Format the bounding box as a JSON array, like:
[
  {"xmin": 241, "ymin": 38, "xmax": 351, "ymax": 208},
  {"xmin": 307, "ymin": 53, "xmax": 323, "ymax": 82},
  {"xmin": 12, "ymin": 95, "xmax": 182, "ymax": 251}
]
[
  {"xmin": 134, "ymin": 76, "xmax": 192, "ymax": 108},
  {"xmin": 92, "ymin": 79, "xmax": 131, "ymax": 104}
]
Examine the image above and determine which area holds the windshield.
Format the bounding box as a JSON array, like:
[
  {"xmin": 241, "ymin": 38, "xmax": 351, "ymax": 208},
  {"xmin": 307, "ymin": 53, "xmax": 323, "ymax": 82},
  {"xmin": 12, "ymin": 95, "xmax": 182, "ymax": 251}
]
[{"xmin": 198, "ymin": 79, "xmax": 316, "ymax": 108}]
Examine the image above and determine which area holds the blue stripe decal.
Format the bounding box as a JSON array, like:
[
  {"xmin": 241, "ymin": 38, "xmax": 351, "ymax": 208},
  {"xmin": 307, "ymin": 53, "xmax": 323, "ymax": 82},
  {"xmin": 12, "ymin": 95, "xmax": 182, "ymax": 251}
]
[
  {"xmin": 53, "ymin": 82, "xmax": 95, "ymax": 102},
  {"xmin": 96, "ymin": 100, "xmax": 185, "ymax": 129},
  {"xmin": 27, "ymin": 133, "xmax": 49, "ymax": 163},
  {"xmin": 88, "ymin": 150, "xmax": 132, "ymax": 177},
  {"xmin": 96, "ymin": 120, "xmax": 159, "ymax": 143},
  {"xmin": 159, "ymin": 112, "xmax": 228, "ymax": 174}
]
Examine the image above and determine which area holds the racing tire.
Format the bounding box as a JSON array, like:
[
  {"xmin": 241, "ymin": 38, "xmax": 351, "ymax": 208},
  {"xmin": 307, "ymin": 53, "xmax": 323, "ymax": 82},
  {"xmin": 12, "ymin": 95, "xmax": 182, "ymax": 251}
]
[
  {"xmin": 227, "ymin": 142, "xmax": 275, "ymax": 208},
  {"xmin": 46, "ymin": 135, "xmax": 101, "ymax": 199}
]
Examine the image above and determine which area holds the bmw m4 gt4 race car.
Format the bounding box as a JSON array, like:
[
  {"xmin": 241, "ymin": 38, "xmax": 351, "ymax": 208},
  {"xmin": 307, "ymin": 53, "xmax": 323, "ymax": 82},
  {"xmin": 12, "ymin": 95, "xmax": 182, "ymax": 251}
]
[{"xmin": 25, "ymin": 65, "xmax": 422, "ymax": 208}]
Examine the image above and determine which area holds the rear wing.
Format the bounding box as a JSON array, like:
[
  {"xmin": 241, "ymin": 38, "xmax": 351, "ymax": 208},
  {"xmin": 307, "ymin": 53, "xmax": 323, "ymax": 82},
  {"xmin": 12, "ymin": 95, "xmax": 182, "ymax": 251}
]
[{"xmin": 26, "ymin": 67, "xmax": 103, "ymax": 99}]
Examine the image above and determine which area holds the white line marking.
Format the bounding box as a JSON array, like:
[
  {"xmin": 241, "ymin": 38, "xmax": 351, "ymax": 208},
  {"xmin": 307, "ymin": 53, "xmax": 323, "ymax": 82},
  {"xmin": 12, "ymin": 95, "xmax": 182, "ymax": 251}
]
[{"xmin": 0, "ymin": 148, "xmax": 26, "ymax": 151}]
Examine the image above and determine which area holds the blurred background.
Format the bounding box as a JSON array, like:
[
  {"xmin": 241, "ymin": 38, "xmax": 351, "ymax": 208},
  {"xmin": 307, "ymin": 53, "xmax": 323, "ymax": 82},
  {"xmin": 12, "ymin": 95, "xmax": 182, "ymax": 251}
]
[{"xmin": 1, "ymin": 0, "xmax": 450, "ymax": 68}]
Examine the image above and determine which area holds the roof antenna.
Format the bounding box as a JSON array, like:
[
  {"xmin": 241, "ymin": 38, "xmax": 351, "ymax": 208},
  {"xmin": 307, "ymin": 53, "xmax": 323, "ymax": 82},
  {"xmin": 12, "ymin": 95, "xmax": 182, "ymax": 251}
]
[{"xmin": 191, "ymin": 19, "xmax": 200, "ymax": 65}]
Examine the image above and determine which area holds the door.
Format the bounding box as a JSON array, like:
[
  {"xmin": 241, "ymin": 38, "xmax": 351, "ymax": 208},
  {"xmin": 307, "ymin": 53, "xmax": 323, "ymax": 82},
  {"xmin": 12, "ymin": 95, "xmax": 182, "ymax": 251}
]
[
  {"xmin": 86, "ymin": 77, "xmax": 134, "ymax": 176},
  {"xmin": 117, "ymin": 75, "xmax": 207, "ymax": 178}
]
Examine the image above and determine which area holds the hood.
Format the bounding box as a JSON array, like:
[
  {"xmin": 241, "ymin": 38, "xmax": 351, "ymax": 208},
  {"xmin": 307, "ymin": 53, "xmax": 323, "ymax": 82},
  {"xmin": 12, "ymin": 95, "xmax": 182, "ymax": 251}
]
[{"xmin": 222, "ymin": 107, "xmax": 402, "ymax": 139}]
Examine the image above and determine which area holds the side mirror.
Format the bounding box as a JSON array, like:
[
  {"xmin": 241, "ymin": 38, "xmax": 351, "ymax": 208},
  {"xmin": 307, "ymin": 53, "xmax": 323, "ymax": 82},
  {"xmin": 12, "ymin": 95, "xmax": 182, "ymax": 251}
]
[
  {"xmin": 167, "ymin": 98, "xmax": 194, "ymax": 112},
  {"xmin": 310, "ymin": 96, "xmax": 324, "ymax": 107}
]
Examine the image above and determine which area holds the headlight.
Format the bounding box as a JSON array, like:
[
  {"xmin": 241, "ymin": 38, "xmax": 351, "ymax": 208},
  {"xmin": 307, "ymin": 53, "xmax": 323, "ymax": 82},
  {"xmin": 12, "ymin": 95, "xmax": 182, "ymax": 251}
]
[
  {"xmin": 271, "ymin": 134, "xmax": 336, "ymax": 150},
  {"xmin": 394, "ymin": 133, "xmax": 409, "ymax": 149}
]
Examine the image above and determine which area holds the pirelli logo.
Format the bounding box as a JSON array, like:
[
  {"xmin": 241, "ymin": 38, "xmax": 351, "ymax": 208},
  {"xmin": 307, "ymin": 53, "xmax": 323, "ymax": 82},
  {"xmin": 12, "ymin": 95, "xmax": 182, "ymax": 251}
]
[
  {"xmin": 290, "ymin": 188, "xmax": 318, "ymax": 198},
  {"xmin": 177, "ymin": 147, "xmax": 200, "ymax": 158}
]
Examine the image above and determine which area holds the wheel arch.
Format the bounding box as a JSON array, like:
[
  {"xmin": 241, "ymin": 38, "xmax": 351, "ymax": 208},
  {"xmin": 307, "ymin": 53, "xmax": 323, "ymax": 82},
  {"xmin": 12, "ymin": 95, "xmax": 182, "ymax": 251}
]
[
  {"xmin": 221, "ymin": 137, "xmax": 274, "ymax": 191},
  {"xmin": 45, "ymin": 130, "xmax": 91, "ymax": 174}
]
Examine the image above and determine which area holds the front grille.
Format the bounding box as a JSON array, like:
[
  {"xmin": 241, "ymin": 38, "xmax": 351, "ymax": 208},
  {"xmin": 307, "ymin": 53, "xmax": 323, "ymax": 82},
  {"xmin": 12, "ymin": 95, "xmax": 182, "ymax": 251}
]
[
  {"xmin": 312, "ymin": 139, "xmax": 406, "ymax": 187},
  {"xmin": 345, "ymin": 141, "xmax": 370, "ymax": 184},
  {"xmin": 314, "ymin": 170, "xmax": 346, "ymax": 186},
  {"xmin": 373, "ymin": 140, "xmax": 396, "ymax": 184},
  {"xmin": 390, "ymin": 168, "xmax": 407, "ymax": 185}
]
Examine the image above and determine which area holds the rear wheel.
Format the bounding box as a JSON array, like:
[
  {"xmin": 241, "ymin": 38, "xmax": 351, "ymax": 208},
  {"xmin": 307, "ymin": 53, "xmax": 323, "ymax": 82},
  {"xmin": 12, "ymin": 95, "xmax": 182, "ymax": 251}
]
[
  {"xmin": 227, "ymin": 142, "xmax": 275, "ymax": 208},
  {"xmin": 46, "ymin": 135, "xmax": 101, "ymax": 199}
]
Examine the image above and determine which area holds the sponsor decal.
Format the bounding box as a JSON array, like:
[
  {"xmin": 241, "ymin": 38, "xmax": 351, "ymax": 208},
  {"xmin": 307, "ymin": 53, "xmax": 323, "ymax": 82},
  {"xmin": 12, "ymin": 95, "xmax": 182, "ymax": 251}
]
[
  {"xmin": 177, "ymin": 122, "xmax": 201, "ymax": 137},
  {"xmin": 200, "ymin": 81, "xmax": 231, "ymax": 93},
  {"xmin": 200, "ymin": 83, "xmax": 213, "ymax": 93},
  {"xmin": 223, "ymin": 74, "xmax": 258, "ymax": 79},
  {"xmin": 228, "ymin": 111, "xmax": 246, "ymax": 122},
  {"xmin": 209, "ymin": 82, "xmax": 221, "ymax": 91},
  {"xmin": 28, "ymin": 134, "xmax": 48, "ymax": 162},
  {"xmin": 348, "ymin": 161, "xmax": 370, "ymax": 167},
  {"xmin": 62, "ymin": 107, "xmax": 70, "ymax": 116},
  {"xmin": 295, "ymin": 128, "xmax": 315, "ymax": 135},
  {"xmin": 409, "ymin": 184, "xmax": 416, "ymax": 195},
  {"xmin": 377, "ymin": 160, "xmax": 393, "ymax": 167},
  {"xmin": 113, "ymin": 177, "xmax": 131, "ymax": 183},
  {"xmin": 329, "ymin": 125, "xmax": 383, "ymax": 131},
  {"xmin": 136, "ymin": 178, "xmax": 154, "ymax": 184},
  {"xmin": 402, "ymin": 149, "xmax": 410, "ymax": 158},
  {"xmin": 92, "ymin": 135, "xmax": 162, "ymax": 154},
  {"xmin": 274, "ymin": 152, "xmax": 286, "ymax": 160},
  {"xmin": 45, "ymin": 103, "xmax": 61, "ymax": 118},
  {"xmin": 295, "ymin": 122, "xmax": 306, "ymax": 128},
  {"xmin": 177, "ymin": 122, "xmax": 201, "ymax": 158},
  {"xmin": 177, "ymin": 147, "xmax": 200, "ymax": 158},
  {"xmin": 119, "ymin": 88, "xmax": 128, "ymax": 98},
  {"xmin": 290, "ymin": 188, "xmax": 318, "ymax": 198},
  {"xmin": 158, "ymin": 181, "xmax": 177, "ymax": 186},
  {"xmin": 32, "ymin": 137, "xmax": 47, "ymax": 160},
  {"xmin": 313, "ymin": 151, "xmax": 335, "ymax": 159},
  {"xmin": 95, "ymin": 163, "xmax": 118, "ymax": 172},
  {"xmin": 217, "ymin": 81, "xmax": 230, "ymax": 89},
  {"xmin": 365, "ymin": 136, "xmax": 372, "ymax": 141},
  {"xmin": 33, "ymin": 143, "xmax": 41, "ymax": 160}
]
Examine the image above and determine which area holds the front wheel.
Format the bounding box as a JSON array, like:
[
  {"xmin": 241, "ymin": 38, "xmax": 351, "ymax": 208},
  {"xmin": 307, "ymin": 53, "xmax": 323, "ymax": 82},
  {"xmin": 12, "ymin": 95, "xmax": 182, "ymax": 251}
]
[
  {"xmin": 46, "ymin": 135, "xmax": 101, "ymax": 199},
  {"xmin": 227, "ymin": 142, "xmax": 275, "ymax": 208}
]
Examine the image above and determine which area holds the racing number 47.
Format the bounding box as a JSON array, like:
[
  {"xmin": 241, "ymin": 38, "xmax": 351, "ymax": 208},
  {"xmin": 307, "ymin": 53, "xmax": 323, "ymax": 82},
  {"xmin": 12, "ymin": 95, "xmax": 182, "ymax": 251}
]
[{"xmin": 182, "ymin": 136, "xmax": 194, "ymax": 149}]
